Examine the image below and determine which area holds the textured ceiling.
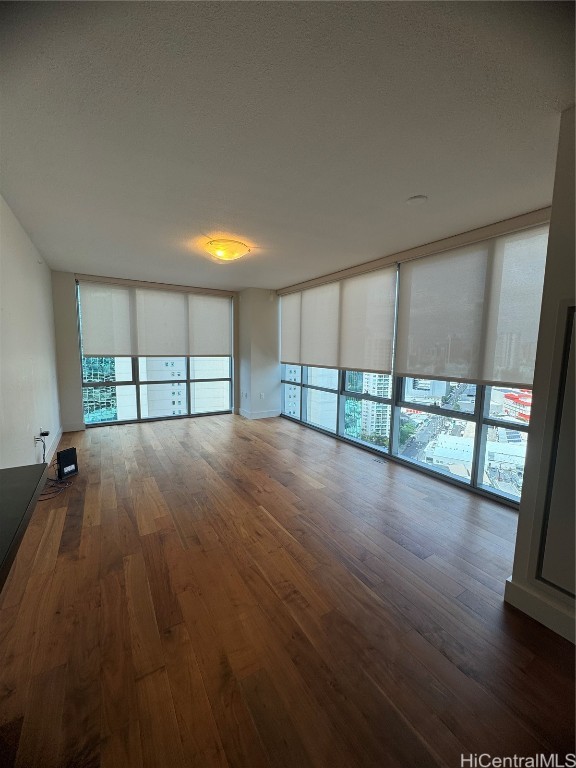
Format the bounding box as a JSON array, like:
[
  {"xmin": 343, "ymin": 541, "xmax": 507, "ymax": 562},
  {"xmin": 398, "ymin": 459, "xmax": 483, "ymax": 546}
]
[{"xmin": 1, "ymin": 2, "xmax": 574, "ymax": 291}]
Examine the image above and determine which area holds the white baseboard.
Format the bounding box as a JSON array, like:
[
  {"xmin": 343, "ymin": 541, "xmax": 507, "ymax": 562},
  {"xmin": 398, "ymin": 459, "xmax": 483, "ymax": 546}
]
[
  {"xmin": 505, "ymin": 577, "xmax": 575, "ymax": 643},
  {"xmin": 45, "ymin": 428, "xmax": 63, "ymax": 465},
  {"xmin": 239, "ymin": 408, "xmax": 281, "ymax": 420}
]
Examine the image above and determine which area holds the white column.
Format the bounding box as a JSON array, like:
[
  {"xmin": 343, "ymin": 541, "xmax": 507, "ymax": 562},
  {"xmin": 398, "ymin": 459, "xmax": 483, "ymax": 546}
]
[
  {"xmin": 237, "ymin": 288, "xmax": 281, "ymax": 419},
  {"xmin": 504, "ymin": 106, "xmax": 575, "ymax": 642},
  {"xmin": 51, "ymin": 271, "xmax": 85, "ymax": 432}
]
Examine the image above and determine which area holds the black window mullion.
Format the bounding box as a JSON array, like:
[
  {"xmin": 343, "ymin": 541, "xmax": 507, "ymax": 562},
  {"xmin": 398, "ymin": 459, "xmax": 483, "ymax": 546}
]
[
  {"xmin": 302, "ymin": 383, "xmax": 339, "ymax": 395},
  {"xmin": 343, "ymin": 391, "xmax": 392, "ymax": 406},
  {"xmin": 336, "ymin": 370, "xmax": 344, "ymax": 436},
  {"xmin": 395, "ymin": 398, "xmax": 476, "ymax": 422},
  {"xmin": 186, "ymin": 357, "xmax": 192, "ymax": 415},
  {"xmin": 389, "ymin": 374, "xmax": 402, "ymax": 455},
  {"xmin": 470, "ymin": 384, "xmax": 487, "ymax": 489},
  {"xmin": 134, "ymin": 357, "xmax": 141, "ymax": 420},
  {"xmin": 82, "ymin": 380, "xmax": 129, "ymax": 389},
  {"xmin": 482, "ymin": 417, "xmax": 529, "ymax": 432},
  {"xmin": 301, "ymin": 368, "xmax": 308, "ymax": 421}
]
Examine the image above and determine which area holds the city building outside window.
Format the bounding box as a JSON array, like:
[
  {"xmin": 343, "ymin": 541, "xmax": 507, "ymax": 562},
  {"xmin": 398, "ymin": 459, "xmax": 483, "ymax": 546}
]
[{"xmin": 82, "ymin": 356, "xmax": 232, "ymax": 424}]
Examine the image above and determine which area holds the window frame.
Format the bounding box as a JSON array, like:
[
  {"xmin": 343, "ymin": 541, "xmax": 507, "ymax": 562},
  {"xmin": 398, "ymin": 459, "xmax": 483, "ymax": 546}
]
[
  {"xmin": 281, "ymin": 364, "xmax": 303, "ymax": 421},
  {"xmin": 339, "ymin": 370, "xmax": 393, "ymax": 453},
  {"xmin": 301, "ymin": 366, "xmax": 340, "ymax": 435},
  {"xmin": 280, "ymin": 365, "xmax": 531, "ymax": 508},
  {"xmin": 81, "ymin": 355, "xmax": 233, "ymax": 425},
  {"xmin": 475, "ymin": 385, "xmax": 530, "ymax": 502}
]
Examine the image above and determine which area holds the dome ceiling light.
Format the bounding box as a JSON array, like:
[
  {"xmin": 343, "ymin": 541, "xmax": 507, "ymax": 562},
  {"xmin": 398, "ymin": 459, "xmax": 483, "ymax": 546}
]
[{"xmin": 205, "ymin": 239, "xmax": 250, "ymax": 261}]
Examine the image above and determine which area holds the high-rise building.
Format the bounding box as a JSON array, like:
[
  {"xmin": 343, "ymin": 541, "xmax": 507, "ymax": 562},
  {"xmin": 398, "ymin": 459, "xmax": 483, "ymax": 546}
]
[{"xmin": 359, "ymin": 373, "xmax": 391, "ymax": 440}]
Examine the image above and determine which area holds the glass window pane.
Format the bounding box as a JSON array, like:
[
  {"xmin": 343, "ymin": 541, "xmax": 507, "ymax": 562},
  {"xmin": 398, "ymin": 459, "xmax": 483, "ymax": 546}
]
[
  {"xmin": 138, "ymin": 357, "xmax": 187, "ymax": 381},
  {"xmin": 485, "ymin": 386, "xmax": 531, "ymax": 425},
  {"xmin": 402, "ymin": 378, "xmax": 476, "ymax": 414},
  {"xmin": 140, "ymin": 383, "xmax": 187, "ymax": 419},
  {"xmin": 344, "ymin": 371, "xmax": 392, "ymax": 398},
  {"xmin": 478, "ymin": 424, "xmax": 527, "ymax": 501},
  {"xmin": 394, "ymin": 407, "xmax": 475, "ymax": 483},
  {"xmin": 306, "ymin": 367, "xmax": 338, "ymax": 390},
  {"xmin": 189, "ymin": 357, "xmax": 230, "ymax": 379},
  {"xmin": 191, "ymin": 381, "xmax": 231, "ymax": 413},
  {"xmin": 83, "ymin": 385, "xmax": 137, "ymax": 423},
  {"xmin": 343, "ymin": 396, "xmax": 390, "ymax": 451},
  {"xmin": 82, "ymin": 356, "xmax": 132, "ymax": 383},
  {"xmin": 304, "ymin": 389, "xmax": 337, "ymax": 432},
  {"xmin": 282, "ymin": 383, "xmax": 301, "ymax": 418},
  {"xmin": 282, "ymin": 364, "xmax": 302, "ymax": 383}
]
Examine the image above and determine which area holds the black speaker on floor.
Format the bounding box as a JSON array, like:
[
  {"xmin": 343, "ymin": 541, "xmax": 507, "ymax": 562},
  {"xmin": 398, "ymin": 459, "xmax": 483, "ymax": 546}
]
[{"xmin": 56, "ymin": 447, "xmax": 78, "ymax": 480}]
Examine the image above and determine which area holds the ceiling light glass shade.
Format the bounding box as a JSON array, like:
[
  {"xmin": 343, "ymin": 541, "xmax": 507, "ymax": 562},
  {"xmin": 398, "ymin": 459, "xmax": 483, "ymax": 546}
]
[{"xmin": 205, "ymin": 239, "xmax": 250, "ymax": 261}]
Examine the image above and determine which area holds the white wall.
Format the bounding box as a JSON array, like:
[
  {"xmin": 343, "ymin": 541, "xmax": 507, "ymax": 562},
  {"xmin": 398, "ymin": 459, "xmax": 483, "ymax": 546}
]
[
  {"xmin": 51, "ymin": 271, "xmax": 85, "ymax": 431},
  {"xmin": 238, "ymin": 288, "xmax": 281, "ymax": 419},
  {"xmin": 505, "ymin": 106, "xmax": 575, "ymax": 642},
  {"xmin": 0, "ymin": 195, "xmax": 61, "ymax": 468}
]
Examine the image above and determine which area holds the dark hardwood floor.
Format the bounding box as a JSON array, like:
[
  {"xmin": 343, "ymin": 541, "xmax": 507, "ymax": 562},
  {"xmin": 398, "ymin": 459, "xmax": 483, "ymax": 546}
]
[{"xmin": 0, "ymin": 415, "xmax": 573, "ymax": 767}]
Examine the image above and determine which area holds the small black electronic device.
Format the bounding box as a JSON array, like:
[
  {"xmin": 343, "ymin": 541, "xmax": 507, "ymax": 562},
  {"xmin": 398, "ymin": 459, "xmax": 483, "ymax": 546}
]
[{"xmin": 56, "ymin": 447, "xmax": 79, "ymax": 481}]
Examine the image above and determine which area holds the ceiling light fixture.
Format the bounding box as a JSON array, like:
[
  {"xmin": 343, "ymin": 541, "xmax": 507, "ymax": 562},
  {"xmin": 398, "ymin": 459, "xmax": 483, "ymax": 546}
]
[
  {"xmin": 406, "ymin": 195, "xmax": 428, "ymax": 206},
  {"xmin": 205, "ymin": 239, "xmax": 250, "ymax": 261}
]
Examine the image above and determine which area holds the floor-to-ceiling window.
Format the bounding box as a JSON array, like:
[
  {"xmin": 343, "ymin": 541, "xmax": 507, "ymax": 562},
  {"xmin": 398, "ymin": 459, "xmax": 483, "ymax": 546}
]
[
  {"xmin": 280, "ymin": 222, "xmax": 548, "ymax": 506},
  {"xmin": 281, "ymin": 368, "xmax": 532, "ymax": 504},
  {"xmin": 78, "ymin": 280, "xmax": 233, "ymax": 425}
]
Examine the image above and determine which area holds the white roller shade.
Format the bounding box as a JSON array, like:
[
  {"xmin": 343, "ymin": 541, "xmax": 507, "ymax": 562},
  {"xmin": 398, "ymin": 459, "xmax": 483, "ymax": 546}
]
[
  {"xmin": 79, "ymin": 283, "xmax": 133, "ymax": 355},
  {"xmin": 188, "ymin": 295, "xmax": 231, "ymax": 356},
  {"xmin": 136, "ymin": 289, "xmax": 189, "ymax": 355},
  {"xmin": 396, "ymin": 244, "xmax": 489, "ymax": 380},
  {"xmin": 340, "ymin": 267, "xmax": 396, "ymax": 373},
  {"xmin": 482, "ymin": 227, "xmax": 548, "ymax": 385},
  {"xmin": 79, "ymin": 282, "xmax": 232, "ymax": 358},
  {"xmin": 300, "ymin": 283, "xmax": 340, "ymax": 368},
  {"xmin": 280, "ymin": 293, "xmax": 302, "ymax": 364},
  {"xmin": 396, "ymin": 226, "xmax": 548, "ymax": 385},
  {"xmin": 280, "ymin": 268, "xmax": 398, "ymax": 372}
]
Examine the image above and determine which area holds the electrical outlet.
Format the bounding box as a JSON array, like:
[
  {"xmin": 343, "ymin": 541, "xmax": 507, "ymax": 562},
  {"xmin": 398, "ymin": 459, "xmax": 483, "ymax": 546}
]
[{"xmin": 259, "ymin": 392, "xmax": 265, "ymax": 399}]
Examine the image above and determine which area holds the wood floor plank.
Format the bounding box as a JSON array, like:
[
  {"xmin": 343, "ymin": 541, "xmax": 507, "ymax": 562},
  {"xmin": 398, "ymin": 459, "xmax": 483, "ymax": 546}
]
[
  {"xmin": 0, "ymin": 717, "xmax": 22, "ymax": 767},
  {"xmin": 136, "ymin": 668, "xmax": 187, "ymax": 768},
  {"xmin": 100, "ymin": 721, "xmax": 144, "ymax": 768},
  {"xmin": 0, "ymin": 512, "xmax": 46, "ymax": 611},
  {"xmin": 83, "ymin": 483, "xmax": 102, "ymax": 528},
  {"xmin": 124, "ymin": 551, "xmax": 165, "ymax": 679},
  {"xmin": 100, "ymin": 570, "xmax": 138, "ymax": 739},
  {"xmin": 15, "ymin": 664, "xmax": 66, "ymax": 768},
  {"xmin": 178, "ymin": 588, "xmax": 270, "ymax": 768},
  {"xmin": 31, "ymin": 506, "xmax": 67, "ymax": 576},
  {"xmin": 29, "ymin": 558, "xmax": 78, "ymax": 677},
  {"xmin": 59, "ymin": 590, "xmax": 101, "ymax": 768},
  {"xmin": 0, "ymin": 415, "xmax": 572, "ymax": 767},
  {"xmin": 162, "ymin": 622, "xmax": 229, "ymax": 768},
  {"xmin": 238, "ymin": 602, "xmax": 366, "ymax": 768},
  {"xmin": 140, "ymin": 530, "xmax": 183, "ymax": 633},
  {"xmin": 398, "ymin": 627, "xmax": 548, "ymax": 756},
  {"xmin": 0, "ymin": 568, "xmax": 57, "ymax": 727},
  {"xmin": 240, "ymin": 667, "xmax": 314, "ymax": 768},
  {"xmin": 57, "ymin": 482, "xmax": 86, "ymax": 560},
  {"xmin": 131, "ymin": 484, "xmax": 159, "ymax": 537}
]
